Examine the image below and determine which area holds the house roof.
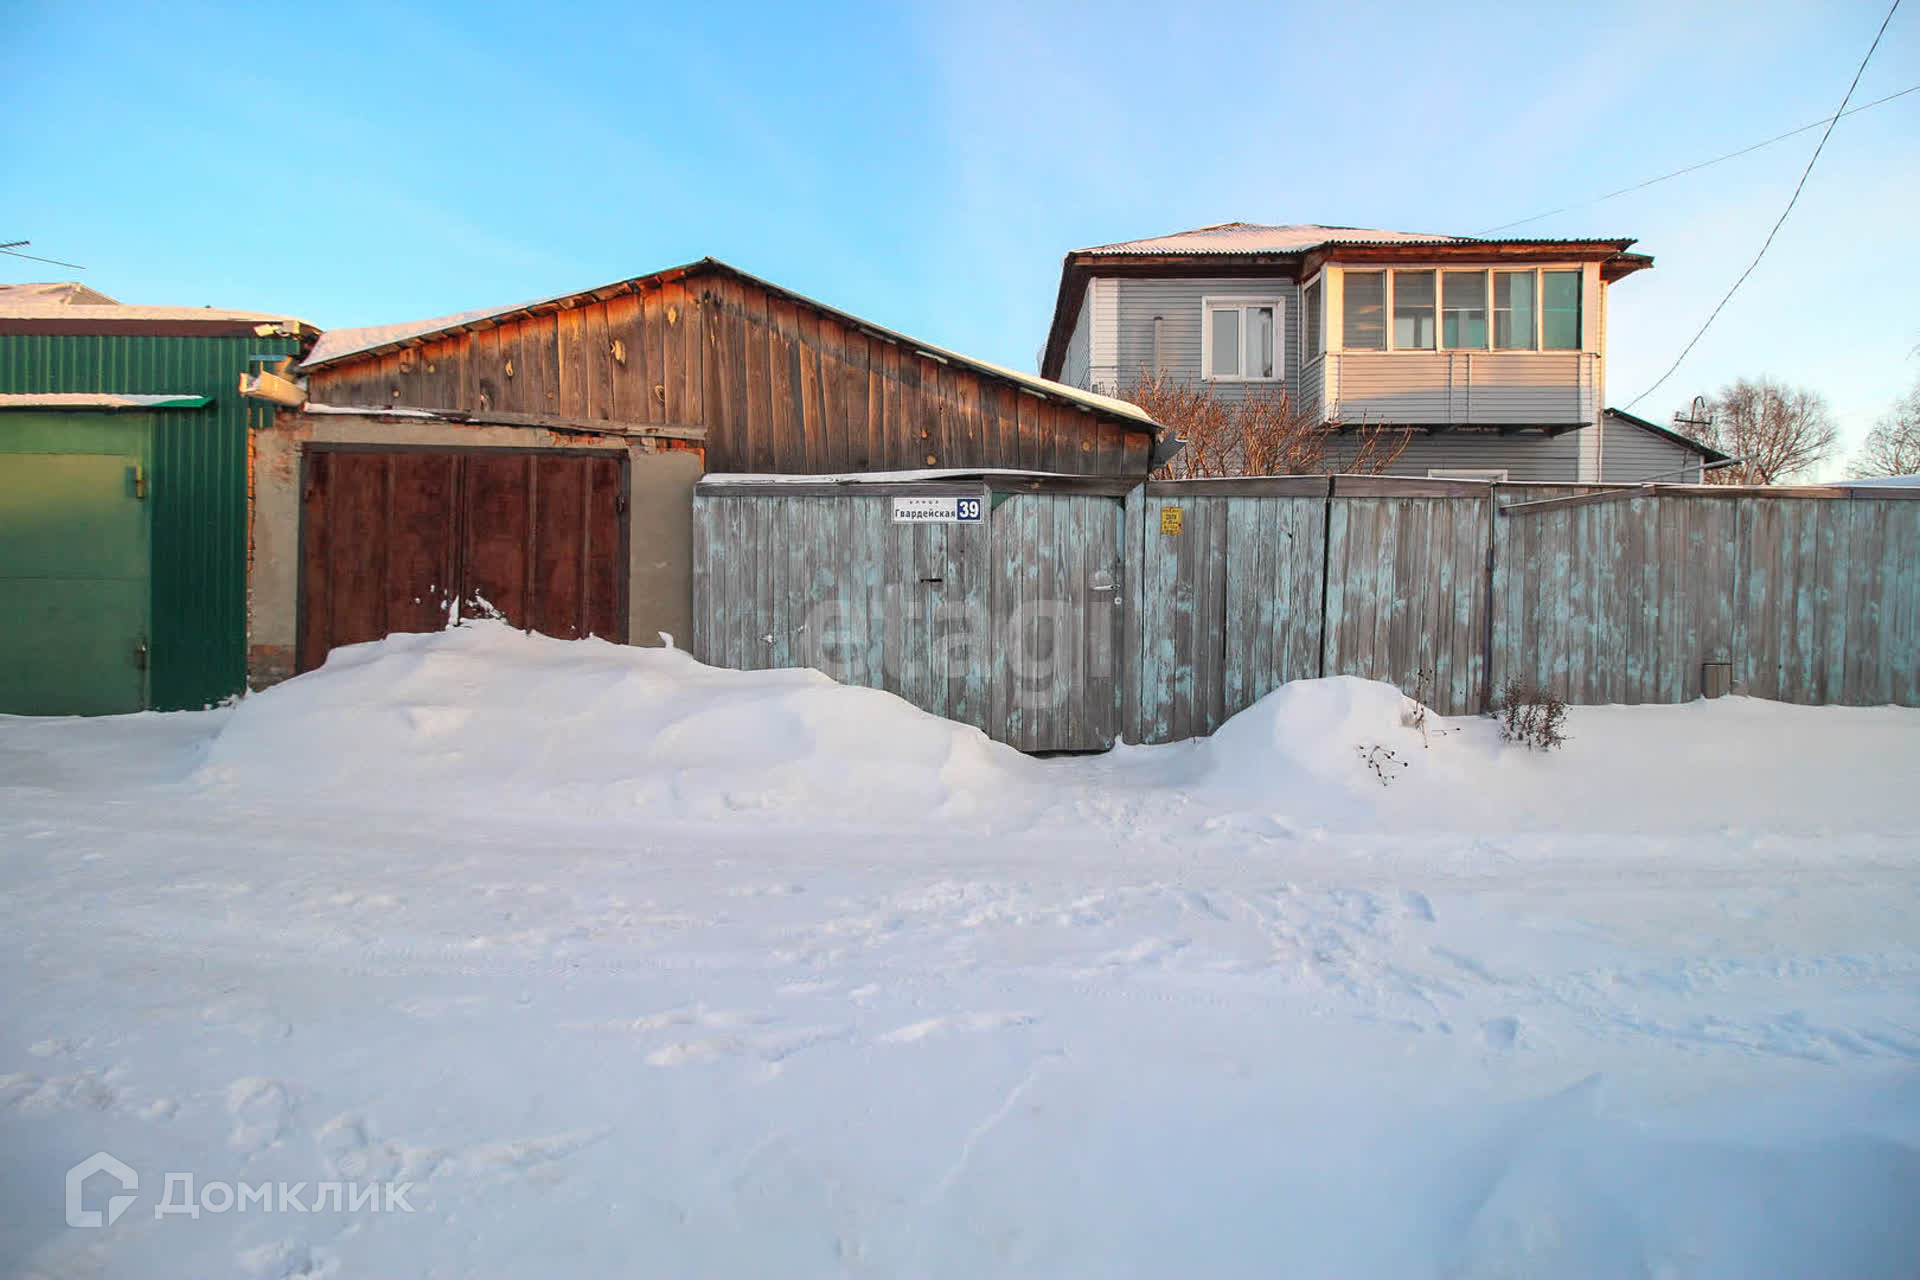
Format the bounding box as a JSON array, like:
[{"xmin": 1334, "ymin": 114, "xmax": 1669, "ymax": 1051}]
[
  {"xmin": 1603, "ymin": 407, "xmax": 1732, "ymax": 463},
  {"xmin": 0, "ymin": 281, "xmax": 121, "ymax": 305},
  {"xmin": 302, "ymin": 257, "xmax": 1161, "ymax": 436},
  {"xmin": 0, "ymin": 295, "xmax": 317, "ymax": 340},
  {"xmin": 1076, "ymin": 223, "xmax": 1465, "ymax": 254},
  {"xmin": 1041, "ymin": 221, "xmax": 1653, "ymax": 380}
]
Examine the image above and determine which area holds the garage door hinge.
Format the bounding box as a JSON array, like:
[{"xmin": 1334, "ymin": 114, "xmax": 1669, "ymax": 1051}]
[
  {"xmin": 133, "ymin": 465, "xmax": 148, "ymax": 500},
  {"xmin": 615, "ymin": 493, "xmax": 628, "ymax": 513},
  {"xmin": 133, "ymin": 637, "xmax": 149, "ymax": 671}
]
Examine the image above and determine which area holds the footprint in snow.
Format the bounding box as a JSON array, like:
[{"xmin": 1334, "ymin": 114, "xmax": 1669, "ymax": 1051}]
[
  {"xmin": 879, "ymin": 1012, "xmax": 1035, "ymax": 1043},
  {"xmin": 646, "ymin": 1025, "xmax": 850, "ymax": 1067},
  {"xmin": 237, "ymin": 1238, "xmax": 335, "ymax": 1279},
  {"xmin": 1480, "ymin": 1016, "xmax": 1522, "ymax": 1050},
  {"xmin": 227, "ymin": 1077, "xmax": 293, "ymax": 1153}
]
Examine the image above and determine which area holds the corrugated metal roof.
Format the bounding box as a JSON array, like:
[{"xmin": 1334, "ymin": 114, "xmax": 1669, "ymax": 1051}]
[
  {"xmin": 301, "ymin": 257, "xmax": 1161, "ymax": 433},
  {"xmin": 1077, "ymin": 223, "xmax": 1463, "ymax": 254},
  {"xmin": 0, "ymin": 392, "xmax": 211, "ymax": 410},
  {"xmin": 1075, "ymin": 222, "xmax": 1636, "ymax": 255}
]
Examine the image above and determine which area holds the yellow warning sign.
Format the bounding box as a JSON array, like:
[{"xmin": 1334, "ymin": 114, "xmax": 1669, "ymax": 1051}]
[{"xmin": 1160, "ymin": 506, "xmax": 1183, "ymax": 535}]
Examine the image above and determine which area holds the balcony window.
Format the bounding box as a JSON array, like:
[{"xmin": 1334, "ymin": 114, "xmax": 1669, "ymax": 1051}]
[
  {"xmin": 1392, "ymin": 270, "xmax": 1437, "ymax": 349},
  {"xmin": 1343, "ymin": 271, "xmax": 1386, "ymax": 351},
  {"xmin": 1542, "ymin": 270, "xmax": 1582, "ymax": 350},
  {"xmin": 1442, "ymin": 270, "xmax": 1488, "ymax": 349},
  {"xmin": 1202, "ymin": 298, "xmax": 1279, "ymax": 380},
  {"xmin": 1493, "ymin": 270, "xmax": 1536, "ymax": 350}
]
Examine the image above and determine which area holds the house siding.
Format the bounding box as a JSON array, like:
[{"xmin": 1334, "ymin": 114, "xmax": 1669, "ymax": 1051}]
[
  {"xmin": 1328, "ymin": 352, "xmax": 1596, "ymax": 427},
  {"xmin": 1326, "ymin": 429, "xmax": 1584, "ymax": 482},
  {"xmin": 1596, "ymin": 419, "xmax": 1703, "ymax": 483},
  {"xmin": 1113, "ymin": 276, "xmax": 1302, "ymax": 402},
  {"xmin": 1060, "ymin": 284, "xmax": 1091, "ymax": 389}
]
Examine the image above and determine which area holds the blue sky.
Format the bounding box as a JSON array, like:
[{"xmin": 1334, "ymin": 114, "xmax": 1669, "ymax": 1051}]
[{"xmin": 4, "ymin": 0, "xmax": 1915, "ymax": 470}]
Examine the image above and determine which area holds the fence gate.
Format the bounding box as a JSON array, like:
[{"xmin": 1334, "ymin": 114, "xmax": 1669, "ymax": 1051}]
[{"xmin": 988, "ymin": 491, "xmax": 1126, "ymax": 752}]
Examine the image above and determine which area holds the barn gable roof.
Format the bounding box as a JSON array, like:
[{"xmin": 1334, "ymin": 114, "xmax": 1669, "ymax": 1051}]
[{"xmin": 304, "ymin": 258, "xmax": 1159, "ymax": 435}]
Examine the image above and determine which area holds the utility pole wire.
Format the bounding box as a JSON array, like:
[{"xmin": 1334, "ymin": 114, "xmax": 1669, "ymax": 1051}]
[
  {"xmin": 1481, "ymin": 83, "xmax": 1919, "ymax": 234},
  {"xmin": 0, "ymin": 242, "xmax": 89, "ymax": 271},
  {"xmin": 1624, "ymin": 0, "xmax": 1904, "ymax": 411}
]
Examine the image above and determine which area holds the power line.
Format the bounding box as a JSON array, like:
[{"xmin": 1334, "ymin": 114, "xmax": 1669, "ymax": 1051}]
[
  {"xmin": 1624, "ymin": 0, "xmax": 1903, "ymax": 411},
  {"xmin": 1481, "ymin": 82, "xmax": 1920, "ymax": 234},
  {"xmin": 0, "ymin": 241, "xmax": 88, "ymax": 271}
]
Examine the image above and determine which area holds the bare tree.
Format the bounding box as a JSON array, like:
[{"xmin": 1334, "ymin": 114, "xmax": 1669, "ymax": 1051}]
[
  {"xmin": 1676, "ymin": 376, "xmax": 1839, "ymax": 484},
  {"xmin": 1119, "ymin": 370, "xmax": 1409, "ymax": 479},
  {"xmin": 1849, "ymin": 376, "xmax": 1920, "ymax": 477}
]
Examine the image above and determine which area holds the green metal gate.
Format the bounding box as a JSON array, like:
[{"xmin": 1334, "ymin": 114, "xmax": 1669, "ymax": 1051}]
[{"xmin": 0, "ymin": 448, "xmax": 151, "ymax": 714}]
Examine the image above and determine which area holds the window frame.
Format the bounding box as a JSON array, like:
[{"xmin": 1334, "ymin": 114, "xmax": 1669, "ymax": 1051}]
[
  {"xmin": 1341, "ymin": 271, "xmax": 1388, "ymax": 352},
  {"xmin": 1302, "ymin": 276, "xmax": 1324, "ymax": 362},
  {"xmin": 1540, "ymin": 269, "xmax": 1583, "ymax": 351},
  {"xmin": 1441, "ymin": 269, "xmax": 1490, "ymax": 351},
  {"xmin": 1390, "ymin": 269, "xmax": 1438, "ymax": 351},
  {"xmin": 1332, "ymin": 266, "xmax": 1586, "ymax": 354},
  {"xmin": 1200, "ymin": 295, "xmax": 1285, "ymax": 383}
]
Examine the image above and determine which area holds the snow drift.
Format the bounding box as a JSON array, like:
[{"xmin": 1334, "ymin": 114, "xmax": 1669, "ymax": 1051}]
[
  {"xmin": 201, "ymin": 622, "xmax": 1920, "ymax": 840},
  {"xmin": 200, "ymin": 623, "xmax": 1040, "ymax": 829}
]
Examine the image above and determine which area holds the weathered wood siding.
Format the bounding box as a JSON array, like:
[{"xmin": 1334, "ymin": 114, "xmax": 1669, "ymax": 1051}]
[
  {"xmin": 693, "ymin": 482, "xmax": 1128, "ymax": 751},
  {"xmin": 691, "ymin": 485, "xmax": 994, "ymax": 727},
  {"xmin": 1323, "ymin": 480, "xmax": 1494, "ymax": 714},
  {"xmin": 307, "ymin": 267, "xmax": 1152, "ymax": 477},
  {"xmin": 989, "ymin": 492, "xmax": 1127, "ymax": 752},
  {"xmin": 696, "ymin": 478, "xmax": 1920, "ymax": 752},
  {"xmin": 1495, "ymin": 490, "xmax": 1920, "ymax": 707},
  {"xmin": 1128, "ymin": 480, "xmax": 1327, "ymax": 743}
]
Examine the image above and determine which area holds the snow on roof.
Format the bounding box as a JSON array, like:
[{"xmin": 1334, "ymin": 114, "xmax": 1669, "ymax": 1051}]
[
  {"xmin": 699, "ymin": 468, "xmax": 1100, "ymax": 487},
  {"xmin": 0, "ymin": 281, "xmax": 120, "ymax": 305},
  {"xmin": 1076, "ymin": 223, "xmax": 1468, "ymax": 255},
  {"xmin": 302, "ymin": 300, "xmax": 545, "ymax": 369},
  {"xmin": 1073, "ymin": 222, "xmax": 1640, "ymax": 256},
  {"xmin": 0, "ymin": 392, "xmax": 211, "ymax": 410},
  {"xmin": 299, "ymin": 258, "xmax": 1161, "ymax": 433},
  {"xmin": 1841, "ymin": 474, "xmax": 1920, "ymax": 488},
  {"xmin": 0, "ymin": 300, "xmax": 311, "ymax": 330}
]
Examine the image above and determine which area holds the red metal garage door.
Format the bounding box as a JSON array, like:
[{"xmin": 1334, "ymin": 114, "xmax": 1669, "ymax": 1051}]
[{"xmin": 297, "ymin": 447, "xmax": 627, "ymax": 672}]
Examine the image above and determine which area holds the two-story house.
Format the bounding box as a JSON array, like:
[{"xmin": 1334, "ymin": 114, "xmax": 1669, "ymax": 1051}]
[{"xmin": 1040, "ymin": 222, "xmax": 1725, "ymax": 482}]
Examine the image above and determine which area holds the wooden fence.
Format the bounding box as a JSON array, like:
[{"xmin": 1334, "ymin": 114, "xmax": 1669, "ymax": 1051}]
[
  {"xmin": 697, "ymin": 474, "xmax": 1920, "ymax": 751},
  {"xmin": 1132, "ymin": 477, "xmax": 1920, "ymax": 731}
]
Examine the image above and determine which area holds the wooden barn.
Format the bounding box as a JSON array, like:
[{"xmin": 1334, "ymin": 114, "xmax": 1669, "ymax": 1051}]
[{"xmin": 247, "ymin": 259, "xmax": 1167, "ymax": 685}]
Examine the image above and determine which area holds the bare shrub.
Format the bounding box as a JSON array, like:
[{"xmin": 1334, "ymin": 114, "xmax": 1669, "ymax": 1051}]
[
  {"xmin": 1356, "ymin": 743, "xmax": 1409, "ymax": 786},
  {"xmin": 1119, "ymin": 371, "xmax": 1409, "ymax": 480},
  {"xmin": 1491, "ymin": 679, "xmax": 1568, "ymax": 752}
]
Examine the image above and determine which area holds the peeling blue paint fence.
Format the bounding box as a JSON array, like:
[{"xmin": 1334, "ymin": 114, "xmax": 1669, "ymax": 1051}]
[
  {"xmin": 695, "ymin": 474, "xmax": 1920, "ymax": 752},
  {"xmin": 691, "ymin": 474, "xmax": 1131, "ymax": 752}
]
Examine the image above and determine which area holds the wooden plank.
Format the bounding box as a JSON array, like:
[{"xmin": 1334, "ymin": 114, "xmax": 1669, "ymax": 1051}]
[{"xmin": 604, "ymin": 293, "xmax": 643, "ymax": 428}]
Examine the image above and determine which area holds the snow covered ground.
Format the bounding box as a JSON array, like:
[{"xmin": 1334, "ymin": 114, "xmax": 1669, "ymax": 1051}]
[{"xmin": 3, "ymin": 622, "xmax": 1919, "ymax": 1278}]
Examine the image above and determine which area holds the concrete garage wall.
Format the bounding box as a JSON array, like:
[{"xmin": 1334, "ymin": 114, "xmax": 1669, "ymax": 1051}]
[{"xmin": 248, "ymin": 412, "xmax": 701, "ymax": 688}]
